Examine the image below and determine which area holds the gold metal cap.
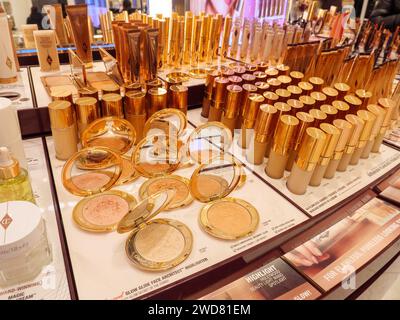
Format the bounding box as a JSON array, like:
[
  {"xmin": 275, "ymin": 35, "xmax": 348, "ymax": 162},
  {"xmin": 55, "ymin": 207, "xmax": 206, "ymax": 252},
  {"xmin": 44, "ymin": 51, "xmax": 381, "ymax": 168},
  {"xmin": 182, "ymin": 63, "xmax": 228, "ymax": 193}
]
[
  {"xmin": 205, "ymin": 69, "xmax": 221, "ymax": 95},
  {"xmin": 332, "ymin": 119, "xmax": 354, "ymax": 159},
  {"xmin": 101, "ymin": 83, "xmax": 120, "ymax": 95},
  {"xmin": 267, "ymin": 78, "xmax": 282, "ymax": 89},
  {"xmin": 334, "ymin": 83, "xmax": 350, "ymax": 98},
  {"xmin": 378, "ymin": 98, "xmax": 396, "ymax": 129},
  {"xmin": 51, "ymin": 88, "xmax": 73, "ymax": 103},
  {"xmin": 228, "ymin": 75, "xmax": 243, "ymax": 85},
  {"xmin": 0, "ymin": 148, "xmax": 20, "ymax": 179},
  {"xmin": 243, "ymin": 93, "xmax": 265, "ymax": 127},
  {"xmin": 287, "ymin": 85, "xmax": 302, "ymax": 98},
  {"xmin": 148, "ymin": 87, "xmax": 168, "ymax": 116},
  {"xmin": 253, "ymin": 71, "xmax": 267, "ymax": 81},
  {"xmin": 320, "ymin": 104, "xmax": 338, "ymax": 121},
  {"xmin": 310, "ymin": 91, "xmax": 327, "ymax": 107},
  {"xmin": 212, "ymin": 76, "xmax": 230, "ymax": 102},
  {"xmin": 322, "ymin": 87, "xmax": 338, "ymax": 103},
  {"xmin": 293, "ymin": 111, "xmax": 314, "ymax": 151},
  {"xmin": 255, "ymin": 81, "xmax": 270, "ymax": 93},
  {"xmin": 78, "ymin": 87, "xmax": 99, "ymax": 100},
  {"xmin": 245, "ymin": 63, "xmax": 258, "ymax": 72},
  {"xmin": 233, "ymin": 66, "xmax": 246, "ymax": 76},
  {"xmin": 254, "ymin": 104, "xmax": 277, "ymax": 142},
  {"xmin": 276, "ymin": 64, "xmax": 290, "ymax": 75},
  {"xmin": 308, "ymin": 77, "xmax": 324, "ymax": 90},
  {"xmin": 309, "ymin": 108, "xmax": 327, "ymax": 127},
  {"xmin": 222, "ymin": 68, "xmax": 235, "ymax": 77},
  {"xmin": 242, "ymin": 73, "xmax": 257, "ymax": 84},
  {"xmin": 48, "ymin": 100, "xmax": 75, "ymax": 129},
  {"xmin": 170, "ymin": 85, "xmax": 188, "ymax": 113},
  {"xmin": 257, "ymin": 61, "xmax": 268, "ymax": 72},
  {"xmin": 332, "ymin": 100, "xmax": 350, "ymax": 117},
  {"xmin": 288, "ymin": 99, "xmax": 304, "ymax": 115},
  {"xmin": 124, "ymin": 82, "xmax": 144, "ymax": 93},
  {"xmin": 344, "ymin": 114, "xmax": 365, "ymax": 153},
  {"xmin": 296, "ymin": 127, "xmax": 327, "ymax": 171},
  {"xmin": 356, "ymin": 110, "xmax": 376, "ymax": 147},
  {"xmin": 289, "ymin": 71, "xmax": 304, "ymax": 84},
  {"xmin": 318, "ymin": 123, "xmax": 341, "ymax": 165},
  {"xmin": 102, "ymin": 93, "xmax": 123, "ymax": 117},
  {"xmin": 263, "ymin": 91, "xmax": 279, "ymax": 104},
  {"xmin": 366, "ymin": 104, "xmax": 385, "ymax": 139},
  {"xmin": 272, "ymin": 115, "xmax": 299, "ymax": 155},
  {"xmin": 125, "ymin": 90, "xmax": 146, "ymax": 115},
  {"xmin": 299, "ymin": 95, "xmax": 316, "ymax": 111},
  {"xmin": 277, "ymin": 75, "xmax": 292, "ymax": 88},
  {"xmin": 344, "ymin": 95, "xmax": 362, "ymax": 109},
  {"xmin": 276, "ymin": 88, "xmax": 291, "ymax": 102},
  {"xmin": 355, "ymin": 89, "xmax": 372, "ymax": 101},
  {"xmin": 298, "ymin": 81, "xmax": 314, "ymax": 93},
  {"xmin": 224, "ymin": 84, "xmax": 243, "ymax": 118},
  {"xmin": 75, "ymin": 97, "xmax": 99, "ymax": 125},
  {"xmin": 265, "ymin": 67, "xmax": 279, "ymax": 78},
  {"xmin": 274, "ymin": 102, "xmax": 291, "ymax": 114}
]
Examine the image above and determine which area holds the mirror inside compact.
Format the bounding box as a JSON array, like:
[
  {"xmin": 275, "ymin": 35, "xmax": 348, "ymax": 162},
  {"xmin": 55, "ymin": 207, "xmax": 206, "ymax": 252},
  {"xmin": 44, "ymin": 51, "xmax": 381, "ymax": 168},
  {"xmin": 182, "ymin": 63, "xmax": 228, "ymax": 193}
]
[
  {"xmin": 81, "ymin": 117, "xmax": 136, "ymax": 155},
  {"xmin": 144, "ymin": 108, "xmax": 187, "ymax": 138},
  {"xmin": 187, "ymin": 122, "xmax": 233, "ymax": 165},
  {"xmin": 132, "ymin": 134, "xmax": 181, "ymax": 178},
  {"xmin": 62, "ymin": 147, "xmax": 122, "ymax": 197},
  {"xmin": 117, "ymin": 190, "xmax": 193, "ymax": 271}
]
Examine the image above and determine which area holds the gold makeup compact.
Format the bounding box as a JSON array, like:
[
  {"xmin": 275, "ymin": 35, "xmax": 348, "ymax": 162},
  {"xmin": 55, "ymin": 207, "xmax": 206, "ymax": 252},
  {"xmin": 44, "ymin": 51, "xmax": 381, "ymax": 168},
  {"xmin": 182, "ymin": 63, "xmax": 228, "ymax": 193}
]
[
  {"xmin": 81, "ymin": 117, "xmax": 136, "ymax": 154},
  {"xmin": 139, "ymin": 175, "xmax": 193, "ymax": 210},
  {"xmin": 62, "ymin": 147, "xmax": 123, "ymax": 197},
  {"xmin": 144, "ymin": 108, "xmax": 187, "ymax": 138},
  {"xmin": 117, "ymin": 190, "xmax": 193, "ymax": 271},
  {"xmin": 73, "ymin": 190, "xmax": 137, "ymax": 232}
]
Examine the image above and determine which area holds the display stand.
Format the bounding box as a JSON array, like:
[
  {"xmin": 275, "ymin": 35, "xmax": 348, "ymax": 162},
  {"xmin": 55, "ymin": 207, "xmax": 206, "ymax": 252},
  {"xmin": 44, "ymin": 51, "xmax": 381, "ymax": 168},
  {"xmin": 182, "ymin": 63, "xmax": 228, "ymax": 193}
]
[{"xmin": 0, "ymin": 68, "xmax": 35, "ymax": 110}]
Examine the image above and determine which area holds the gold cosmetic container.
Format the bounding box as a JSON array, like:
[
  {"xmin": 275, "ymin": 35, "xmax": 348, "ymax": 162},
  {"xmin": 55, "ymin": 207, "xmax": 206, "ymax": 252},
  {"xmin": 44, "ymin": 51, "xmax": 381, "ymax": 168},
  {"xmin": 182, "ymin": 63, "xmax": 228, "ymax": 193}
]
[
  {"xmin": 257, "ymin": 61, "xmax": 268, "ymax": 72},
  {"xmin": 310, "ymin": 91, "xmax": 327, "ymax": 108},
  {"xmin": 239, "ymin": 93, "xmax": 265, "ymax": 148},
  {"xmin": 337, "ymin": 114, "xmax": 365, "ymax": 172},
  {"xmin": 255, "ymin": 82, "xmax": 270, "ymax": 94},
  {"xmin": 247, "ymin": 104, "xmax": 277, "ymax": 165},
  {"xmin": 309, "ymin": 123, "xmax": 340, "ymax": 186},
  {"xmin": 350, "ymin": 110, "xmax": 376, "ymax": 165},
  {"xmin": 265, "ymin": 115, "xmax": 299, "ymax": 179},
  {"xmin": 221, "ymin": 15, "xmax": 232, "ymax": 60},
  {"xmin": 275, "ymin": 89, "xmax": 291, "ymax": 103},
  {"xmin": 309, "ymin": 108, "xmax": 327, "ymax": 127},
  {"xmin": 168, "ymin": 17, "xmax": 179, "ymax": 67},
  {"xmin": 289, "ymin": 71, "xmax": 304, "ymax": 85},
  {"xmin": 222, "ymin": 85, "xmax": 242, "ymax": 133},
  {"xmin": 209, "ymin": 77, "xmax": 230, "ymax": 122},
  {"xmin": 51, "ymin": 88, "xmax": 73, "ymax": 104},
  {"xmin": 146, "ymin": 78, "xmax": 164, "ymax": 91},
  {"xmin": 361, "ymin": 104, "xmax": 385, "ymax": 158},
  {"xmin": 125, "ymin": 91, "xmax": 146, "ymax": 143},
  {"xmin": 78, "ymin": 87, "xmax": 99, "ymax": 100},
  {"xmin": 355, "ymin": 89, "xmax": 372, "ymax": 110},
  {"xmin": 277, "ymin": 75, "xmax": 292, "ymax": 89},
  {"xmin": 324, "ymin": 119, "xmax": 354, "ymax": 179},
  {"xmin": 308, "ymin": 77, "xmax": 324, "ymax": 91},
  {"xmin": 253, "ymin": 71, "xmax": 267, "ymax": 83},
  {"xmin": 287, "ymin": 85, "xmax": 302, "ymax": 99},
  {"xmin": 233, "ymin": 66, "xmax": 246, "ymax": 77},
  {"xmin": 298, "ymin": 81, "xmax": 314, "ymax": 96},
  {"xmin": 143, "ymin": 108, "xmax": 187, "ymax": 139},
  {"xmin": 372, "ymin": 98, "xmax": 396, "ymax": 153},
  {"xmin": 332, "ymin": 100, "xmax": 350, "ymax": 118},
  {"xmin": 344, "ymin": 95, "xmax": 362, "ymax": 114},
  {"xmin": 202, "ymin": 69, "xmax": 220, "ymax": 118},
  {"xmin": 190, "ymin": 17, "xmax": 201, "ymax": 66},
  {"xmin": 288, "ymin": 99, "xmax": 304, "ymax": 116},
  {"xmin": 242, "ymin": 74, "xmax": 257, "ymax": 85},
  {"xmin": 320, "ymin": 105, "xmax": 338, "ymax": 123},
  {"xmin": 299, "ymin": 95, "xmax": 316, "ymax": 112},
  {"xmin": 223, "ymin": 69, "xmax": 235, "ymax": 78},
  {"xmin": 286, "ymin": 127, "xmax": 326, "ymax": 195},
  {"xmin": 286, "ymin": 112, "xmax": 314, "ymax": 171},
  {"xmin": 48, "ymin": 100, "xmax": 78, "ymax": 160},
  {"xmin": 228, "ymin": 75, "xmax": 243, "ymax": 86},
  {"xmin": 237, "ymin": 84, "xmax": 258, "ymax": 128},
  {"xmin": 183, "ymin": 12, "xmax": 193, "ymax": 65},
  {"xmin": 199, "ymin": 15, "xmax": 210, "ymax": 62},
  {"xmin": 117, "ymin": 190, "xmax": 193, "ymax": 271},
  {"xmin": 277, "ymin": 65, "xmax": 290, "ymax": 76},
  {"xmin": 147, "ymin": 87, "xmax": 168, "ymax": 118},
  {"xmin": 265, "ymin": 68, "xmax": 279, "ymax": 79},
  {"xmin": 75, "ymin": 97, "xmax": 99, "ymax": 135},
  {"xmin": 206, "ymin": 17, "xmax": 218, "ymax": 64},
  {"xmin": 170, "ymin": 85, "xmax": 188, "ymax": 114},
  {"xmin": 267, "ymin": 78, "xmax": 281, "ymax": 91},
  {"xmin": 263, "ymin": 91, "xmax": 279, "ymax": 105},
  {"xmin": 101, "ymin": 93, "xmax": 123, "ymax": 118},
  {"xmin": 101, "ymin": 83, "xmax": 120, "ymax": 95},
  {"xmin": 334, "ymin": 83, "xmax": 350, "ymax": 100},
  {"xmin": 322, "ymin": 87, "xmax": 339, "ymax": 104}
]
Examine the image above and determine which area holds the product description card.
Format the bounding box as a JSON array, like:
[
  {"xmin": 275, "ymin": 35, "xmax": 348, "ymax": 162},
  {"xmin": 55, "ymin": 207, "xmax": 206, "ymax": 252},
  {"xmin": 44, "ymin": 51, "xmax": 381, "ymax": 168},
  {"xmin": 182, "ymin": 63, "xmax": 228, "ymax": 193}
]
[
  {"xmin": 0, "ymin": 139, "xmax": 70, "ymax": 300},
  {"xmin": 0, "ymin": 68, "xmax": 34, "ymax": 110},
  {"xmin": 188, "ymin": 109, "xmax": 400, "ymax": 217},
  {"xmin": 384, "ymin": 127, "xmax": 400, "ymax": 149},
  {"xmin": 283, "ymin": 198, "xmax": 400, "ymax": 291},
  {"xmin": 201, "ymin": 258, "xmax": 321, "ymax": 300}
]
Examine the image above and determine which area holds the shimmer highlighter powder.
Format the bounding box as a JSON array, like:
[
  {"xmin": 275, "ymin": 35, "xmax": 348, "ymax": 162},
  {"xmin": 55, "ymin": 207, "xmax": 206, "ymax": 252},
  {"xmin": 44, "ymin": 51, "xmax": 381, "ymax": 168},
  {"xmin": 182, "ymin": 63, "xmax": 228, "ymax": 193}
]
[{"xmin": 71, "ymin": 172, "xmax": 111, "ymax": 191}]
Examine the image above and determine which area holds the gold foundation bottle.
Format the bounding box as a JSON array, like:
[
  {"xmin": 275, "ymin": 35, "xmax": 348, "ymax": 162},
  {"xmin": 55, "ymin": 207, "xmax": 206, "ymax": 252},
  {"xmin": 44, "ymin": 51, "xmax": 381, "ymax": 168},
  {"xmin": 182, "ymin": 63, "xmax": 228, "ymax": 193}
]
[
  {"xmin": 320, "ymin": 105, "xmax": 338, "ymax": 123},
  {"xmin": 286, "ymin": 127, "xmax": 326, "ymax": 195},
  {"xmin": 147, "ymin": 87, "xmax": 167, "ymax": 118},
  {"xmin": 372, "ymin": 98, "xmax": 396, "ymax": 153},
  {"xmin": 265, "ymin": 115, "xmax": 299, "ymax": 179},
  {"xmin": 361, "ymin": 104, "xmax": 385, "ymax": 158},
  {"xmin": 263, "ymin": 91, "xmax": 279, "ymax": 106},
  {"xmin": 309, "ymin": 123, "xmax": 340, "ymax": 186},
  {"xmin": 344, "ymin": 95, "xmax": 362, "ymax": 114},
  {"xmin": 239, "ymin": 93, "xmax": 265, "ymax": 148},
  {"xmin": 322, "ymin": 87, "xmax": 339, "ymax": 104},
  {"xmin": 101, "ymin": 93, "xmax": 123, "ymax": 118},
  {"xmin": 324, "ymin": 119, "xmax": 354, "ymax": 179},
  {"xmin": 355, "ymin": 89, "xmax": 372, "ymax": 110},
  {"xmin": 170, "ymin": 85, "xmax": 188, "ymax": 114},
  {"xmin": 209, "ymin": 77, "xmax": 229, "ymax": 122},
  {"xmin": 334, "ymin": 83, "xmax": 350, "ymax": 100},
  {"xmin": 350, "ymin": 110, "xmax": 375, "ymax": 165},
  {"xmin": 247, "ymin": 104, "xmax": 277, "ymax": 165},
  {"xmin": 51, "ymin": 88, "xmax": 73, "ymax": 104},
  {"xmin": 237, "ymin": 84, "xmax": 258, "ymax": 128},
  {"xmin": 125, "ymin": 91, "xmax": 146, "ymax": 143},
  {"xmin": 337, "ymin": 114, "xmax": 365, "ymax": 172},
  {"xmin": 221, "ymin": 84, "xmax": 242, "ymax": 134},
  {"xmin": 48, "ymin": 100, "xmax": 78, "ymax": 160},
  {"xmin": 202, "ymin": 69, "xmax": 220, "ymax": 118},
  {"xmin": 75, "ymin": 97, "xmax": 100, "ymax": 135}
]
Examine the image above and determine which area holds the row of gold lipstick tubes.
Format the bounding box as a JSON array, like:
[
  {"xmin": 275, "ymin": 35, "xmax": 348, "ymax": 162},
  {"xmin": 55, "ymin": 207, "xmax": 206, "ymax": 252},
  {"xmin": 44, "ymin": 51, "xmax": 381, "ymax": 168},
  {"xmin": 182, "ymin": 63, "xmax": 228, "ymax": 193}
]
[{"xmin": 201, "ymin": 62, "xmax": 397, "ymax": 195}]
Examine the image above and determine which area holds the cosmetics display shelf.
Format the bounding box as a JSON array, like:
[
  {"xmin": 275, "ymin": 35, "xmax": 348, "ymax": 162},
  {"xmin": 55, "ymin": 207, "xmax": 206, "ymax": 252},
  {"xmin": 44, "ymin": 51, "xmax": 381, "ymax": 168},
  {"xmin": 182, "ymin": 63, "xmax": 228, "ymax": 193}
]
[
  {"xmin": 0, "ymin": 138, "xmax": 71, "ymax": 300},
  {"xmin": 0, "ymin": 68, "xmax": 35, "ymax": 110},
  {"xmin": 187, "ymin": 108, "xmax": 400, "ymax": 218}
]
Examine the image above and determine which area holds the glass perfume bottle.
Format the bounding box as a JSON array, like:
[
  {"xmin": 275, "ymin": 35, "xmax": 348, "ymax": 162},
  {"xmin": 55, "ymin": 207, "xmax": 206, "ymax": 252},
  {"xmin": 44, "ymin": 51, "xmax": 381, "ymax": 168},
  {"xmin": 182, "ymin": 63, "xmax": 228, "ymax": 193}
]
[{"xmin": 0, "ymin": 147, "xmax": 35, "ymax": 203}]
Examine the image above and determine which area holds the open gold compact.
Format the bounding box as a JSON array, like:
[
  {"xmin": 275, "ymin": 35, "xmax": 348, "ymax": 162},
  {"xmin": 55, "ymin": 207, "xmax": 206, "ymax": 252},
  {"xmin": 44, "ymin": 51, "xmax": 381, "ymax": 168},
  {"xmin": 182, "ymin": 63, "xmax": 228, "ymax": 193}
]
[
  {"xmin": 72, "ymin": 190, "xmax": 137, "ymax": 233},
  {"xmin": 81, "ymin": 117, "xmax": 136, "ymax": 155},
  {"xmin": 144, "ymin": 108, "xmax": 187, "ymax": 138},
  {"xmin": 117, "ymin": 190, "xmax": 193, "ymax": 271},
  {"xmin": 139, "ymin": 175, "xmax": 193, "ymax": 210}
]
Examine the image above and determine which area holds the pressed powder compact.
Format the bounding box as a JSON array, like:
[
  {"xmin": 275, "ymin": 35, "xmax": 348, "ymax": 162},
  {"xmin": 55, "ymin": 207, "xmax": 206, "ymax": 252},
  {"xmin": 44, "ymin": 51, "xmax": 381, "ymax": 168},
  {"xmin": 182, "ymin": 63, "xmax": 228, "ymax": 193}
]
[
  {"xmin": 117, "ymin": 190, "xmax": 193, "ymax": 271},
  {"xmin": 73, "ymin": 190, "xmax": 137, "ymax": 232},
  {"xmin": 81, "ymin": 117, "xmax": 137, "ymax": 154},
  {"xmin": 144, "ymin": 108, "xmax": 187, "ymax": 138},
  {"xmin": 139, "ymin": 175, "xmax": 193, "ymax": 210}
]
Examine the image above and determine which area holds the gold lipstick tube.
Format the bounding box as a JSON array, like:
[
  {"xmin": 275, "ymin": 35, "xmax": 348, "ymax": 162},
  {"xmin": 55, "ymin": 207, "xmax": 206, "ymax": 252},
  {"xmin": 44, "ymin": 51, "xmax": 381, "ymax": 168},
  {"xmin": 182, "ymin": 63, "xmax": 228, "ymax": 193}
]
[
  {"xmin": 324, "ymin": 119, "xmax": 354, "ymax": 179},
  {"xmin": 286, "ymin": 111, "xmax": 314, "ymax": 171},
  {"xmin": 350, "ymin": 110, "xmax": 376, "ymax": 165},
  {"xmin": 266, "ymin": 67, "xmax": 279, "ymax": 79},
  {"xmin": 344, "ymin": 95, "xmax": 362, "ymax": 114},
  {"xmin": 275, "ymin": 89, "xmax": 291, "ymax": 103},
  {"xmin": 287, "ymin": 127, "xmax": 326, "ymax": 195},
  {"xmin": 355, "ymin": 89, "xmax": 373, "ymax": 110},
  {"xmin": 242, "ymin": 73, "xmax": 257, "ymax": 85},
  {"xmin": 372, "ymin": 98, "xmax": 396, "ymax": 153},
  {"xmin": 332, "ymin": 100, "xmax": 350, "ymax": 118},
  {"xmin": 237, "ymin": 84, "xmax": 258, "ymax": 128},
  {"xmin": 288, "ymin": 99, "xmax": 304, "ymax": 116},
  {"xmin": 309, "ymin": 123, "xmax": 340, "ymax": 186},
  {"xmin": 233, "ymin": 66, "xmax": 246, "ymax": 77},
  {"xmin": 230, "ymin": 18, "xmax": 241, "ymax": 58},
  {"xmin": 51, "ymin": 88, "xmax": 73, "ymax": 104},
  {"xmin": 287, "ymin": 85, "xmax": 302, "ymax": 100},
  {"xmin": 300, "ymin": 95, "xmax": 316, "ymax": 112},
  {"xmin": 322, "ymin": 87, "xmax": 339, "ymax": 104},
  {"xmin": 191, "ymin": 17, "xmax": 202, "ymax": 66},
  {"xmin": 277, "ymin": 65, "xmax": 290, "ymax": 76},
  {"xmin": 309, "ymin": 108, "xmax": 328, "ymax": 128},
  {"xmin": 209, "ymin": 77, "xmax": 230, "ymax": 121},
  {"xmin": 223, "ymin": 68, "xmax": 235, "ymax": 78},
  {"xmin": 240, "ymin": 20, "xmax": 251, "ymax": 60},
  {"xmin": 228, "ymin": 75, "xmax": 243, "ymax": 86},
  {"xmin": 75, "ymin": 97, "xmax": 99, "ymax": 135},
  {"xmin": 310, "ymin": 92, "xmax": 327, "ymax": 108},
  {"xmin": 320, "ymin": 105, "xmax": 338, "ymax": 123},
  {"xmin": 334, "ymin": 83, "xmax": 350, "ymax": 100},
  {"xmin": 308, "ymin": 77, "xmax": 324, "ymax": 91},
  {"xmin": 361, "ymin": 104, "xmax": 385, "ymax": 158},
  {"xmin": 206, "ymin": 17, "xmax": 218, "ymax": 64},
  {"xmin": 265, "ymin": 115, "xmax": 299, "ymax": 179},
  {"xmin": 263, "ymin": 91, "xmax": 279, "ymax": 105},
  {"xmin": 183, "ymin": 12, "xmax": 193, "ymax": 65},
  {"xmin": 255, "ymin": 82, "xmax": 270, "ymax": 94},
  {"xmin": 290, "ymin": 71, "xmax": 304, "ymax": 85},
  {"xmin": 147, "ymin": 87, "xmax": 167, "ymax": 117},
  {"xmin": 257, "ymin": 61, "xmax": 269, "ymax": 72},
  {"xmin": 277, "ymin": 75, "xmax": 292, "ymax": 89},
  {"xmin": 125, "ymin": 91, "xmax": 146, "ymax": 143},
  {"xmin": 101, "ymin": 93, "xmax": 123, "ymax": 118},
  {"xmin": 202, "ymin": 69, "xmax": 220, "ymax": 118},
  {"xmin": 298, "ymin": 81, "xmax": 314, "ymax": 95},
  {"xmin": 267, "ymin": 78, "xmax": 282, "ymax": 91},
  {"xmin": 199, "ymin": 15, "xmax": 210, "ymax": 62},
  {"xmin": 221, "ymin": 16, "xmax": 232, "ymax": 61},
  {"xmin": 222, "ymin": 84, "xmax": 243, "ymax": 133},
  {"xmin": 247, "ymin": 104, "xmax": 278, "ymax": 164},
  {"xmin": 253, "ymin": 71, "xmax": 267, "ymax": 83},
  {"xmin": 337, "ymin": 114, "xmax": 365, "ymax": 172},
  {"xmin": 170, "ymin": 85, "xmax": 188, "ymax": 114},
  {"xmin": 239, "ymin": 93, "xmax": 265, "ymax": 148}
]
